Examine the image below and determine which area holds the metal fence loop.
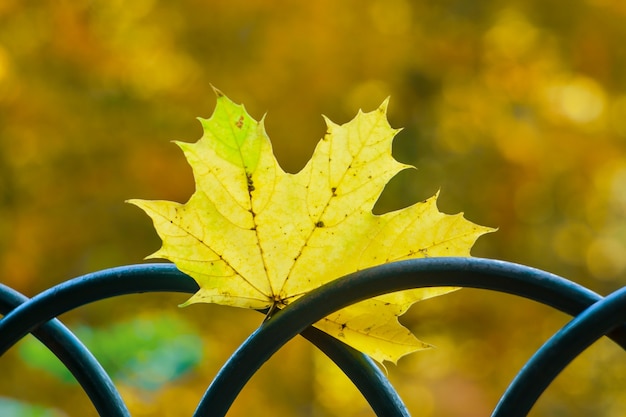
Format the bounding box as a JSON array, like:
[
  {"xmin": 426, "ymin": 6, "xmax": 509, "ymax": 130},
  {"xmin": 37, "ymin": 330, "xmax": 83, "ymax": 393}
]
[{"xmin": 1, "ymin": 257, "xmax": 624, "ymax": 416}]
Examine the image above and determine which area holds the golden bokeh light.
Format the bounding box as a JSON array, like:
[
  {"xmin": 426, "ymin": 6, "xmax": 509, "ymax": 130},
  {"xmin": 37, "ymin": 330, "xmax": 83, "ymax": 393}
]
[{"xmin": 1, "ymin": 1, "xmax": 626, "ymax": 416}]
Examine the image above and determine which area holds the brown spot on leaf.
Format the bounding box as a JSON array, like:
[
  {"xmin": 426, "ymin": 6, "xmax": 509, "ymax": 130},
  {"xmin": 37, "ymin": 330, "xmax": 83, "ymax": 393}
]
[{"xmin": 236, "ymin": 115, "xmax": 244, "ymax": 128}]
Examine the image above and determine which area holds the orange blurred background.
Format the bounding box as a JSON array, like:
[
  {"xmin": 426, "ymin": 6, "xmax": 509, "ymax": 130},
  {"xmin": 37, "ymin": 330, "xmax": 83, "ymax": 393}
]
[{"xmin": 2, "ymin": 0, "xmax": 626, "ymax": 416}]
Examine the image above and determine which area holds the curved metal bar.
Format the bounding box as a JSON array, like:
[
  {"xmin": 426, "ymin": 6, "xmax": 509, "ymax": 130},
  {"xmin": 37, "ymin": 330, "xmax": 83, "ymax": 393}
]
[
  {"xmin": 0, "ymin": 263, "xmax": 408, "ymax": 416},
  {"xmin": 492, "ymin": 286, "xmax": 626, "ymax": 417},
  {"xmin": 194, "ymin": 257, "xmax": 626, "ymax": 417},
  {"xmin": 2, "ymin": 258, "xmax": 624, "ymax": 417},
  {"xmin": 0, "ymin": 284, "xmax": 130, "ymax": 417},
  {"xmin": 0, "ymin": 263, "xmax": 197, "ymax": 355},
  {"xmin": 300, "ymin": 326, "xmax": 410, "ymax": 417}
]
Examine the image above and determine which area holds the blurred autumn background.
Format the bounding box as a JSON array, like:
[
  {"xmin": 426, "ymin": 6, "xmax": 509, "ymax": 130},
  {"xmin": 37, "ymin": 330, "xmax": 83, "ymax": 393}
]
[{"xmin": 2, "ymin": 0, "xmax": 626, "ymax": 416}]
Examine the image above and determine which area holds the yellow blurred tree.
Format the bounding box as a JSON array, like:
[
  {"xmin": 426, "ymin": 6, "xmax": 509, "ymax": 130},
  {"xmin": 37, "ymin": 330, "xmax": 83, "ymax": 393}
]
[{"xmin": 1, "ymin": 1, "xmax": 626, "ymax": 416}]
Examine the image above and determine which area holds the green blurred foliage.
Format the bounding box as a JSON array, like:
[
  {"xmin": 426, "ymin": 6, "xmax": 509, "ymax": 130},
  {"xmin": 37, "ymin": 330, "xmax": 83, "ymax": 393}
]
[
  {"xmin": 1, "ymin": 0, "xmax": 626, "ymax": 416},
  {"xmin": 0, "ymin": 398, "xmax": 65, "ymax": 417},
  {"xmin": 18, "ymin": 313, "xmax": 202, "ymax": 390}
]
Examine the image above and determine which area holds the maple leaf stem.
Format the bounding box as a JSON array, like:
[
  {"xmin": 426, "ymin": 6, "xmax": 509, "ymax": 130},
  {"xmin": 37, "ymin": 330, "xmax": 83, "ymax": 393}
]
[{"xmin": 262, "ymin": 302, "xmax": 280, "ymax": 322}]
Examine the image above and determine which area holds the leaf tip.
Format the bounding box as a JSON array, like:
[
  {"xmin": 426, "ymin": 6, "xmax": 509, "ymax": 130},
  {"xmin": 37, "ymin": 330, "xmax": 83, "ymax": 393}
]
[
  {"xmin": 259, "ymin": 112, "xmax": 269, "ymax": 126},
  {"xmin": 210, "ymin": 84, "xmax": 225, "ymax": 97},
  {"xmin": 321, "ymin": 114, "xmax": 338, "ymax": 130},
  {"xmin": 125, "ymin": 198, "xmax": 142, "ymax": 208},
  {"xmin": 125, "ymin": 198, "xmax": 156, "ymax": 215},
  {"xmin": 378, "ymin": 96, "xmax": 391, "ymax": 114},
  {"xmin": 144, "ymin": 250, "xmax": 166, "ymax": 262}
]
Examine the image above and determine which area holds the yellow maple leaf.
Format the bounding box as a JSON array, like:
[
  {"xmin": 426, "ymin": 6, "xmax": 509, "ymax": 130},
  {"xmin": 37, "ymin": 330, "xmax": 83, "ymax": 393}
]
[{"xmin": 128, "ymin": 88, "xmax": 494, "ymax": 363}]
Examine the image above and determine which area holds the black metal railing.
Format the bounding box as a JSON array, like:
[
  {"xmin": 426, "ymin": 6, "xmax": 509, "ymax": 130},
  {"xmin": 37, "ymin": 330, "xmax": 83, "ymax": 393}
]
[{"xmin": 1, "ymin": 257, "xmax": 625, "ymax": 416}]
